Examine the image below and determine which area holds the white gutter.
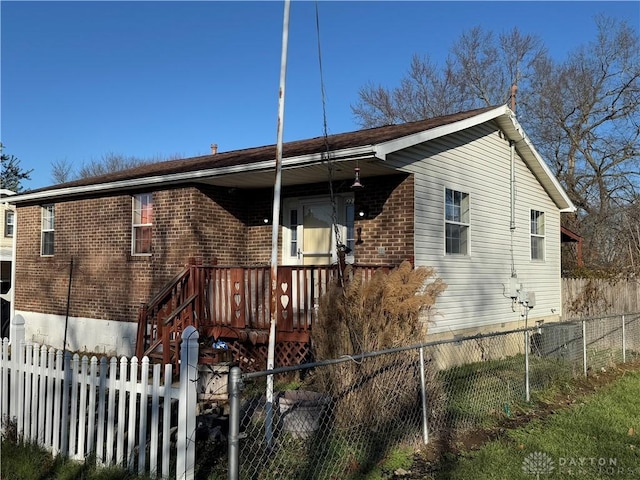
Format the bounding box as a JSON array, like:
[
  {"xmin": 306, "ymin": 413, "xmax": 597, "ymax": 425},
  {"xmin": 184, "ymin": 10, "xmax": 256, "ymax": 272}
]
[
  {"xmin": 8, "ymin": 145, "xmax": 376, "ymax": 204},
  {"xmin": 372, "ymin": 104, "xmax": 575, "ymax": 213},
  {"xmin": 506, "ymin": 113, "xmax": 576, "ymax": 213}
]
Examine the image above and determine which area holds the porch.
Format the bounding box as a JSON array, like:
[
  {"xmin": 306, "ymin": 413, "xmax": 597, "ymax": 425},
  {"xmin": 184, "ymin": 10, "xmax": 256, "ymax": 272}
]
[{"xmin": 135, "ymin": 259, "xmax": 392, "ymax": 372}]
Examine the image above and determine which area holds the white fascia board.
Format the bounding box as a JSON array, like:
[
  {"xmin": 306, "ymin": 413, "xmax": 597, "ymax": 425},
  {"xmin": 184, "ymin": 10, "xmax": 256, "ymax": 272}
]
[
  {"xmin": 7, "ymin": 145, "xmax": 376, "ymax": 204},
  {"xmin": 281, "ymin": 145, "xmax": 375, "ymax": 167},
  {"xmin": 505, "ymin": 114, "xmax": 576, "ymax": 213},
  {"xmin": 373, "ymin": 105, "xmax": 509, "ymax": 160}
]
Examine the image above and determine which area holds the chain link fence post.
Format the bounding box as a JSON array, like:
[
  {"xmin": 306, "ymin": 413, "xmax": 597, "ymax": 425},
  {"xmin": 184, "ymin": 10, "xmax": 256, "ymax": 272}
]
[
  {"xmin": 582, "ymin": 320, "xmax": 588, "ymax": 377},
  {"xmin": 622, "ymin": 315, "xmax": 626, "ymax": 364},
  {"xmin": 524, "ymin": 329, "xmax": 530, "ymax": 402},
  {"xmin": 419, "ymin": 346, "xmax": 429, "ymax": 445},
  {"xmin": 227, "ymin": 366, "xmax": 243, "ymax": 480}
]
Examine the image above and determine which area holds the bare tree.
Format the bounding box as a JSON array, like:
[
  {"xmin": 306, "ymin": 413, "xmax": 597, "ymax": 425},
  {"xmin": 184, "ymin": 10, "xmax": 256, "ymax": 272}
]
[
  {"xmin": 51, "ymin": 152, "xmax": 184, "ymax": 183},
  {"xmin": 351, "ymin": 26, "xmax": 546, "ymax": 127},
  {"xmin": 51, "ymin": 158, "xmax": 74, "ymax": 184},
  {"xmin": 526, "ymin": 15, "xmax": 640, "ymax": 272},
  {"xmin": 351, "ymin": 54, "xmax": 473, "ymax": 126},
  {"xmin": 352, "ymin": 16, "xmax": 640, "ymax": 275}
]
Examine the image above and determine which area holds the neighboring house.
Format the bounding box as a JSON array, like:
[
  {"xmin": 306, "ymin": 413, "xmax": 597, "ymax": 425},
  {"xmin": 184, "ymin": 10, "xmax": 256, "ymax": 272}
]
[
  {"xmin": 1, "ymin": 189, "xmax": 16, "ymax": 338},
  {"xmin": 7, "ymin": 105, "xmax": 575, "ymax": 363}
]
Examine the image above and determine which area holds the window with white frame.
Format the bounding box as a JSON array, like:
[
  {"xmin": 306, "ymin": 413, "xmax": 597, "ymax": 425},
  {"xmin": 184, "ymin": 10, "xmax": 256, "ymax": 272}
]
[
  {"xmin": 4, "ymin": 210, "xmax": 14, "ymax": 237},
  {"xmin": 41, "ymin": 205, "xmax": 54, "ymax": 256},
  {"xmin": 289, "ymin": 208, "xmax": 299, "ymax": 258},
  {"xmin": 132, "ymin": 193, "xmax": 153, "ymax": 255},
  {"xmin": 445, "ymin": 188, "xmax": 470, "ymax": 255},
  {"xmin": 531, "ymin": 210, "xmax": 545, "ymax": 260}
]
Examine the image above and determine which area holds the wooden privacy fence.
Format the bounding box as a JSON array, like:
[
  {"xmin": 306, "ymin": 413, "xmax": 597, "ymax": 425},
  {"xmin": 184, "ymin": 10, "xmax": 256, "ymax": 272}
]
[
  {"xmin": 563, "ymin": 278, "xmax": 640, "ymax": 318},
  {"xmin": 0, "ymin": 325, "xmax": 201, "ymax": 480}
]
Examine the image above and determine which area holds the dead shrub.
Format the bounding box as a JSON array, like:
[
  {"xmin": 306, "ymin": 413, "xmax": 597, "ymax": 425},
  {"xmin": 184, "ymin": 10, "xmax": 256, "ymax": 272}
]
[{"xmin": 310, "ymin": 261, "xmax": 446, "ymax": 430}]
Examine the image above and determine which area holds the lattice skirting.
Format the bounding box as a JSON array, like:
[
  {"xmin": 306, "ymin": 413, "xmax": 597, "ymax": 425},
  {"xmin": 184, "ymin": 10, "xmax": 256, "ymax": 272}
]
[{"xmin": 227, "ymin": 340, "xmax": 311, "ymax": 373}]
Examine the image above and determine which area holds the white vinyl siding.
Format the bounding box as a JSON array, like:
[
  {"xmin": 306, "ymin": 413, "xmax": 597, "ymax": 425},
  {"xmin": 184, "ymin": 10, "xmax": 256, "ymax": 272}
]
[{"xmin": 385, "ymin": 122, "xmax": 562, "ymax": 333}]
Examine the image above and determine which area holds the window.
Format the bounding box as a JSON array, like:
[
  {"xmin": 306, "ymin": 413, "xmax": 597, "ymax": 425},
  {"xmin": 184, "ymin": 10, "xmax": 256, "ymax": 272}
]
[
  {"xmin": 132, "ymin": 193, "xmax": 153, "ymax": 255},
  {"xmin": 4, "ymin": 210, "xmax": 14, "ymax": 237},
  {"xmin": 445, "ymin": 188, "xmax": 470, "ymax": 255},
  {"xmin": 531, "ymin": 210, "xmax": 545, "ymax": 260},
  {"xmin": 289, "ymin": 208, "xmax": 299, "ymax": 257},
  {"xmin": 41, "ymin": 205, "xmax": 54, "ymax": 256}
]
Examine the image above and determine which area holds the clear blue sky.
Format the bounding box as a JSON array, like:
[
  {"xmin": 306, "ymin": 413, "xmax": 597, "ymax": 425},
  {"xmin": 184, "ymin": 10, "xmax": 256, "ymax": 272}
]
[{"xmin": 1, "ymin": 1, "xmax": 638, "ymax": 190}]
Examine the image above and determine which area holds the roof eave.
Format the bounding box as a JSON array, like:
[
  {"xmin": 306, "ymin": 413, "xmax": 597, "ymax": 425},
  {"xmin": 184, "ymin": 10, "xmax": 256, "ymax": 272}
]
[
  {"xmin": 373, "ymin": 105, "xmax": 510, "ymax": 160},
  {"xmin": 370, "ymin": 104, "xmax": 575, "ymax": 213},
  {"xmin": 7, "ymin": 145, "xmax": 377, "ymax": 204},
  {"xmin": 500, "ymin": 114, "xmax": 576, "ymax": 213}
]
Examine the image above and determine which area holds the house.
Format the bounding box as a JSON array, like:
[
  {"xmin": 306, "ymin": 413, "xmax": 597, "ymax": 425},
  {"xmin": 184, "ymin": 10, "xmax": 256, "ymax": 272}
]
[
  {"xmin": 1, "ymin": 189, "xmax": 15, "ymax": 338},
  {"xmin": 7, "ymin": 105, "xmax": 575, "ymax": 367}
]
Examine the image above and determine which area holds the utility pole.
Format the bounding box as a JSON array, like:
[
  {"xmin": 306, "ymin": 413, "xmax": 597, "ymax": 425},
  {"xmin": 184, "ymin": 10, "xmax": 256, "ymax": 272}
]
[{"xmin": 265, "ymin": 0, "xmax": 291, "ymax": 448}]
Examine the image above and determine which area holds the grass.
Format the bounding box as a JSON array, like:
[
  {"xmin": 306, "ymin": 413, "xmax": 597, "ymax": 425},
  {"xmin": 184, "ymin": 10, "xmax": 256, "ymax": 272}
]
[
  {"xmin": 430, "ymin": 369, "xmax": 640, "ymax": 479},
  {"xmin": 439, "ymin": 354, "xmax": 575, "ymax": 430},
  {"xmin": 0, "ymin": 436, "xmax": 156, "ymax": 480},
  {"xmin": 0, "ymin": 447, "xmax": 156, "ymax": 480}
]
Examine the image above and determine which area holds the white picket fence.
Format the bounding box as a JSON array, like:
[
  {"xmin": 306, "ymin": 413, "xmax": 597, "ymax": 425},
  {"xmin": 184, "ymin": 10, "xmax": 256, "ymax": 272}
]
[{"xmin": 0, "ymin": 324, "xmax": 201, "ymax": 480}]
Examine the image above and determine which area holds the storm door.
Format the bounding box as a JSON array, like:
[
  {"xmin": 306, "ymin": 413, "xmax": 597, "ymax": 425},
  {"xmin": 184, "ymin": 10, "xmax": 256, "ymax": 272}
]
[{"xmin": 283, "ymin": 196, "xmax": 352, "ymax": 266}]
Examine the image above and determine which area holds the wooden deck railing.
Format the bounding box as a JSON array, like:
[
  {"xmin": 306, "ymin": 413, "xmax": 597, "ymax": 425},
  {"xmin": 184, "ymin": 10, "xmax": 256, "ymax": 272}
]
[{"xmin": 136, "ymin": 263, "xmax": 393, "ymax": 369}]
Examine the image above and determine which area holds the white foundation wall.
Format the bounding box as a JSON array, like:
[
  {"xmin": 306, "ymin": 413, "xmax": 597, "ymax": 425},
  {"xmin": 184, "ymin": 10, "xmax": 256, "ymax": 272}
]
[{"xmin": 15, "ymin": 310, "xmax": 137, "ymax": 357}]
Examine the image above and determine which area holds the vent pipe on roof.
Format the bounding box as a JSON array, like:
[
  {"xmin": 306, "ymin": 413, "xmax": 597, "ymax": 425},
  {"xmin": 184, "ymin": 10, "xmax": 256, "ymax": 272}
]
[{"xmin": 210, "ymin": 144, "xmax": 218, "ymax": 155}]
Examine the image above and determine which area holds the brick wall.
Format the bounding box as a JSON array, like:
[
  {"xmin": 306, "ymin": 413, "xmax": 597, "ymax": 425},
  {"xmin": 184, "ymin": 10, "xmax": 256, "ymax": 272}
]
[
  {"xmin": 15, "ymin": 175, "xmax": 414, "ymax": 323},
  {"xmin": 350, "ymin": 174, "xmax": 414, "ymax": 265},
  {"xmin": 15, "ymin": 186, "xmax": 250, "ymax": 323}
]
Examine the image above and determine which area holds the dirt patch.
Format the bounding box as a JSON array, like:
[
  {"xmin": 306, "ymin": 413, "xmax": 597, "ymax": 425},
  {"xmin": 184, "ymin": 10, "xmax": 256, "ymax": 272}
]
[{"xmin": 393, "ymin": 360, "xmax": 640, "ymax": 479}]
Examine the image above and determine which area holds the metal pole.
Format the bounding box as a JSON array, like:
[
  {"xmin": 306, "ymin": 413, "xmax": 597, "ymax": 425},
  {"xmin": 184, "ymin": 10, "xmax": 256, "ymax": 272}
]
[
  {"xmin": 622, "ymin": 315, "xmax": 626, "ymax": 363},
  {"xmin": 582, "ymin": 320, "xmax": 588, "ymax": 377},
  {"xmin": 8, "ymin": 206, "xmax": 17, "ymax": 342},
  {"xmin": 524, "ymin": 328, "xmax": 530, "ymax": 402},
  {"xmin": 266, "ymin": 0, "xmax": 291, "ymax": 449},
  {"xmin": 228, "ymin": 366, "xmax": 243, "ymax": 480},
  {"xmin": 419, "ymin": 347, "xmax": 429, "ymax": 444},
  {"xmin": 63, "ymin": 258, "xmax": 73, "ymax": 352}
]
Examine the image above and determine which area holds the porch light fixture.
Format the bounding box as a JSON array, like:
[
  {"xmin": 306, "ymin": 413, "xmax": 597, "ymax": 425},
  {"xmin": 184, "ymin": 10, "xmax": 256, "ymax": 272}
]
[
  {"xmin": 263, "ymin": 217, "xmax": 270, "ymax": 224},
  {"xmin": 356, "ymin": 206, "xmax": 368, "ymax": 219},
  {"xmin": 351, "ymin": 167, "xmax": 363, "ymax": 189}
]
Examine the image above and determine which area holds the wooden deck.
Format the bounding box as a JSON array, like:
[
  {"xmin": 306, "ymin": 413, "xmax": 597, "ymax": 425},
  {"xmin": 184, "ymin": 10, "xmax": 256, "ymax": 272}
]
[{"xmin": 136, "ymin": 261, "xmax": 391, "ymax": 371}]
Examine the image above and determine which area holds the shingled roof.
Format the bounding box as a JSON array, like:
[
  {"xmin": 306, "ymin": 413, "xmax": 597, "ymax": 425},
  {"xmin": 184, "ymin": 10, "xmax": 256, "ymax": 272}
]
[
  {"xmin": 29, "ymin": 105, "xmax": 498, "ymax": 193},
  {"xmin": 9, "ymin": 105, "xmax": 575, "ymax": 212}
]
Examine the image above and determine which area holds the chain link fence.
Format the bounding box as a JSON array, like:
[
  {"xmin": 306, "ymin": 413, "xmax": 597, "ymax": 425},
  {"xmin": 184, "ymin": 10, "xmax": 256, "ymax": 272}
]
[{"xmin": 197, "ymin": 313, "xmax": 640, "ymax": 479}]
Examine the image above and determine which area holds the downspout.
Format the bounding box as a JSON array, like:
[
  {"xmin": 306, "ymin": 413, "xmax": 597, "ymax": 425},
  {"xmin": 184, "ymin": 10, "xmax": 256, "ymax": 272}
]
[{"xmin": 510, "ymin": 140, "xmax": 517, "ymax": 278}]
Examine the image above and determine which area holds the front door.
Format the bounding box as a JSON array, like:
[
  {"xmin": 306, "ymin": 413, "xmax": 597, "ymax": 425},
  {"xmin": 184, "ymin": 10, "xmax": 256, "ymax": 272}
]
[
  {"xmin": 301, "ymin": 201, "xmax": 334, "ymax": 265},
  {"xmin": 283, "ymin": 197, "xmax": 349, "ymax": 266}
]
